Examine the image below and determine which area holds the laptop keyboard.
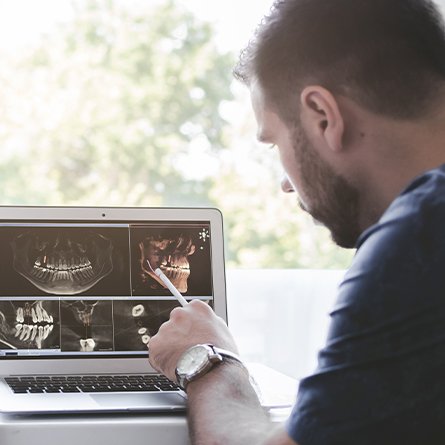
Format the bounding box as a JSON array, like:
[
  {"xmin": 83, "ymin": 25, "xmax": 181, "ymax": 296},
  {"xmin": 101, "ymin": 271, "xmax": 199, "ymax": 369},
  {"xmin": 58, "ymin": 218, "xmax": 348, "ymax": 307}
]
[{"xmin": 4, "ymin": 374, "xmax": 180, "ymax": 394}]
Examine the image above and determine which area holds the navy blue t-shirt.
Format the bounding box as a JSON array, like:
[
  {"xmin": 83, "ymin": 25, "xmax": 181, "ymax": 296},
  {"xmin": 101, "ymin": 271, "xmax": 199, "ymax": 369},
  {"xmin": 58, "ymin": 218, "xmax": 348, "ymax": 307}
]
[{"xmin": 287, "ymin": 165, "xmax": 445, "ymax": 445}]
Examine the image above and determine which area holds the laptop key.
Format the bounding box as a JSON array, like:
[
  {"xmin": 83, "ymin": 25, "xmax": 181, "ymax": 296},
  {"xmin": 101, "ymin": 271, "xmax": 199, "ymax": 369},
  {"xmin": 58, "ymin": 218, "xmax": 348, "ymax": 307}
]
[
  {"xmin": 125, "ymin": 385, "xmax": 145, "ymax": 391},
  {"xmin": 5, "ymin": 378, "xmax": 20, "ymax": 383},
  {"xmin": 140, "ymin": 384, "xmax": 163, "ymax": 392}
]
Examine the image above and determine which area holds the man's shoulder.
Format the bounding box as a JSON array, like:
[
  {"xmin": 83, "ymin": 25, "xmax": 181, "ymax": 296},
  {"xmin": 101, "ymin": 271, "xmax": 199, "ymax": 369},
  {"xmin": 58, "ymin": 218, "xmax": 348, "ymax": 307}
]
[
  {"xmin": 339, "ymin": 165, "xmax": 445, "ymax": 309},
  {"xmin": 358, "ymin": 164, "xmax": 445, "ymax": 251}
]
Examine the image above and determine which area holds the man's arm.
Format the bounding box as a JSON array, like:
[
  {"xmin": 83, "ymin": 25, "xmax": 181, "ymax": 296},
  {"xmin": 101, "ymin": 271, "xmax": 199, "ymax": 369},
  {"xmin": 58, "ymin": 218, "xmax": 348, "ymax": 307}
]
[
  {"xmin": 148, "ymin": 300, "xmax": 298, "ymax": 445},
  {"xmin": 186, "ymin": 359, "xmax": 296, "ymax": 445}
]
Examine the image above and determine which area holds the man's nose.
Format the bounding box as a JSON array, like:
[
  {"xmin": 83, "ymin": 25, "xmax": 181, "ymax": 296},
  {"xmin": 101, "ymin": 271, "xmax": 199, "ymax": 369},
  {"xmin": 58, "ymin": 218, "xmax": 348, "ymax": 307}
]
[{"xmin": 281, "ymin": 176, "xmax": 295, "ymax": 193}]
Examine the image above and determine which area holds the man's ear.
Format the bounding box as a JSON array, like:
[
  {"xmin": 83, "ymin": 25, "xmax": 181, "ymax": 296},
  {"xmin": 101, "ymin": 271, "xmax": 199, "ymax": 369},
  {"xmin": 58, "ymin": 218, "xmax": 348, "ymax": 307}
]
[{"xmin": 300, "ymin": 86, "xmax": 344, "ymax": 152}]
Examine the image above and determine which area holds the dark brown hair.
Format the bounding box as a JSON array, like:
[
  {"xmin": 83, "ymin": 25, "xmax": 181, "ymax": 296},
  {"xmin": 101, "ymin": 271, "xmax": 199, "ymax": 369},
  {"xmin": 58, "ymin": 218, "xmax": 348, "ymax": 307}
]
[{"xmin": 234, "ymin": 0, "xmax": 445, "ymax": 121}]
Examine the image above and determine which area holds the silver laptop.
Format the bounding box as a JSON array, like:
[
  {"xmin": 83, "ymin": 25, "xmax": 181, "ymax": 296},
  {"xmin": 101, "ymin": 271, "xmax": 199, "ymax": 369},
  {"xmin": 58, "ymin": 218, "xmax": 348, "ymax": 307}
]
[{"xmin": 0, "ymin": 206, "xmax": 227, "ymax": 414}]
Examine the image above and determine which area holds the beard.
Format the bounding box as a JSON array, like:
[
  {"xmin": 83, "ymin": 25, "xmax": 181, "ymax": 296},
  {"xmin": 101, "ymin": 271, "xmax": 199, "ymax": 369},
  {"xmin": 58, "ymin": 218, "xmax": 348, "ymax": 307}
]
[{"xmin": 292, "ymin": 126, "xmax": 361, "ymax": 248}]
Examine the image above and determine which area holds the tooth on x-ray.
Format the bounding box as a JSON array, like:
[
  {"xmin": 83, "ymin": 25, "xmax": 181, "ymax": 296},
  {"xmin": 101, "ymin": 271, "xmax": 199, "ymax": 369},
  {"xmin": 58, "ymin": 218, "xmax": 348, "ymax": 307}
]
[
  {"xmin": 80, "ymin": 338, "xmax": 96, "ymax": 352},
  {"xmin": 141, "ymin": 335, "xmax": 150, "ymax": 345},
  {"xmin": 16, "ymin": 307, "xmax": 24, "ymax": 323},
  {"xmin": 132, "ymin": 304, "xmax": 145, "ymax": 317},
  {"xmin": 20, "ymin": 325, "xmax": 29, "ymax": 341},
  {"xmin": 15, "ymin": 324, "xmax": 23, "ymax": 337},
  {"xmin": 25, "ymin": 325, "xmax": 33, "ymax": 341},
  {"xmin": 30, "ymin": 325, "xmax": 37, "ymax": 341},
  {"xmin": 35, "ymin": 304, "xmax": 43, "ymax": 322}
]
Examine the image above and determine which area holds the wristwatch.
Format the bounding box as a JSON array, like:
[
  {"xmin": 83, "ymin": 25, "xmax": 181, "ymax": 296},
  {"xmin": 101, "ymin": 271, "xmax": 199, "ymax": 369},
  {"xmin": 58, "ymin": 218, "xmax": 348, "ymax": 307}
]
[{"xmin": 175, "ymin": 344, "xmax": 243, "ymax": 391}]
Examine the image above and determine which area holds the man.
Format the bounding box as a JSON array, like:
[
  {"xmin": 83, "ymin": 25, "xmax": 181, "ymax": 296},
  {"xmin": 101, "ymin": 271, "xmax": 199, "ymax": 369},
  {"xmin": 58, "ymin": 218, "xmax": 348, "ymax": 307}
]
[{"xmin": 149, "ymin": 0, "xmax": 445, "ymax": 443}]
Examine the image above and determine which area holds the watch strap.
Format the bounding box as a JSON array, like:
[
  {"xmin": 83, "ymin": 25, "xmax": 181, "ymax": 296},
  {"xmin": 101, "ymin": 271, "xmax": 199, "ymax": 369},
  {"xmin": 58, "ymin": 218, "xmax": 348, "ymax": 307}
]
[
  {"xmin": 211, "ymin": 345, "xmax": 243, "ymax": 363},
  {"xmin": 175, "ymin": 344, "xmax": 244, "ymax": 391}
]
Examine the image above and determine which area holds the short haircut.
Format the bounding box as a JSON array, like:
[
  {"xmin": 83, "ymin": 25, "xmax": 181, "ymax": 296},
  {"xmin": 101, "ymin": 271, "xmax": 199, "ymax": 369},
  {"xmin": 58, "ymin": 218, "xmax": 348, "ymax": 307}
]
[{"xmin": 234, "ymin": 0, "xmax": 445, "ymax": 121}]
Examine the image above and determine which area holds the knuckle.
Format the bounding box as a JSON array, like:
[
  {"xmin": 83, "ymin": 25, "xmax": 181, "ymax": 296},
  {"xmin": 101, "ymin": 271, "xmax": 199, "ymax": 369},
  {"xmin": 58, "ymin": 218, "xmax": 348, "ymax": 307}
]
[
  {"xmin": 190, "ymin": 299, "xmax": 211, "ymax": 313},
  {"xmin": 158, "ymin": 320, "xmax": 170, "ymax": 333},
  {"xmin": 170, "ymin": 307, "xmax": 184, "ymax": 320}
]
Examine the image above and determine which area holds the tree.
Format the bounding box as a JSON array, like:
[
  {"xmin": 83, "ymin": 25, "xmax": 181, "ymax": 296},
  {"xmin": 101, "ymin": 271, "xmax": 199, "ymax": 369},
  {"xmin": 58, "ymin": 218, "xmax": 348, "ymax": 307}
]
[
  {"xmin": 0, "ymin": 0, "xmax": 353, "ymax": 269},
  {"xmin": 0, "ymin": 0, "xmax": 233, "ymax": 206}
]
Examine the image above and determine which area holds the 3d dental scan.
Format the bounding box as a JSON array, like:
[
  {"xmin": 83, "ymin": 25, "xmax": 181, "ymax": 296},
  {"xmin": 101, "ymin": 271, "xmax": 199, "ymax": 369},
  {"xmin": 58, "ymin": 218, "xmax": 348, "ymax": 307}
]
[
  {"xmin": 131, "ymin": 224, "xmax": 212, "ymax": 296},
  {"xmin": 0, "ymin": 222, "xmax": 214, "ymax": 356}
]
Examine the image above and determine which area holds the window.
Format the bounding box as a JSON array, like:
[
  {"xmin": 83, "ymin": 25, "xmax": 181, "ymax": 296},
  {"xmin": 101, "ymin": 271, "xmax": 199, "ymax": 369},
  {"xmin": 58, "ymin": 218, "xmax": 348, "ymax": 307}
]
[{"xmin": 0, "ymin": 0, "xmax": 353, "ymax": 271}]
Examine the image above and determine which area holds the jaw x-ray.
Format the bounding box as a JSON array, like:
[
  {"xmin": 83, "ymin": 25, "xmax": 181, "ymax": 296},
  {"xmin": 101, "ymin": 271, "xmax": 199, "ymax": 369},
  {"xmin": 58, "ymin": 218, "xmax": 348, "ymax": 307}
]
[
  {"xmin": 11, "ymin": 230, "xmax": 114, "ymax": 296},
  {"xmin": 0, "ymin": 300, "xmax": 60, "ymax": 351}
]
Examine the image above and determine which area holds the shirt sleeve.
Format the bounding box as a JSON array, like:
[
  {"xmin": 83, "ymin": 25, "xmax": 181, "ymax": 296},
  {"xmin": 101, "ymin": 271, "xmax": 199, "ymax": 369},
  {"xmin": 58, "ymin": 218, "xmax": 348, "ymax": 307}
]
[{"xmin": 286, "ymin": 189, "xmax": 445, "ymax": 445}]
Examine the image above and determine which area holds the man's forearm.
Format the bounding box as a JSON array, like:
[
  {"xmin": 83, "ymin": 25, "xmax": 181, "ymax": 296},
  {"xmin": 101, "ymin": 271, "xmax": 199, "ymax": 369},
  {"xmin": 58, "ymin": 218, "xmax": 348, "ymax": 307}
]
[
  {"xmin": 186, "ymin": 360, "xmax": 276, "ymax": 445},
  {"xmin": 147, "ymin": 301, "xmax": 297, "ymax": 445}
]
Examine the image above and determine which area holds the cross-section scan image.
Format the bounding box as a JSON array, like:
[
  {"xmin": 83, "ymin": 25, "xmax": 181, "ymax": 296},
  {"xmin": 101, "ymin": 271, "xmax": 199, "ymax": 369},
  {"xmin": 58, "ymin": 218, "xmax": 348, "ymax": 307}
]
[
  {"xmin": 113, "ymin": 300, "xmax": 180, "ymax": 351},
  {"xmin": 0, "ymin": 300, "xmax": 60, "ymax": 350},
  {"xmin": 131, "ymin": 225, "xmax": 213, "ymax": 297},
  {"xmin": 0, "ymin": 226, "xmax": 131, "ymax": 297},
  {"xmin": 60, "ymin": 300, "xmax": 113, "ymax": 352}
]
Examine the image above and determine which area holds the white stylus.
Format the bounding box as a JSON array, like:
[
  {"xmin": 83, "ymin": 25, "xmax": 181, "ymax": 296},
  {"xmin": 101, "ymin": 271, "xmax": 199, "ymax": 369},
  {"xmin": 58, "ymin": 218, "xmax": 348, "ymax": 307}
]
[{"xmin": 154, "ymin": 268, "xmax": 189, "ymax": 307}]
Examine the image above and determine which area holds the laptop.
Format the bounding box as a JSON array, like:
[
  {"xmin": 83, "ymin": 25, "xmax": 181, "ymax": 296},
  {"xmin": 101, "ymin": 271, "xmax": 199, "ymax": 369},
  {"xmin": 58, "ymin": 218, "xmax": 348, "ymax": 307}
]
[{"xmin": 0, "ymin": 206, "xmax": 227, "ymax": 414}]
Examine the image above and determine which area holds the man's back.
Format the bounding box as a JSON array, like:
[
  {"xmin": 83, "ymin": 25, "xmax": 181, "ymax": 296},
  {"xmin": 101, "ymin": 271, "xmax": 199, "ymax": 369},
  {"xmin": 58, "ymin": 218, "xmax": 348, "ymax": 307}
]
[{"xmin": 289, "ymin": 164, "xmax": 445, "ymax": 444}]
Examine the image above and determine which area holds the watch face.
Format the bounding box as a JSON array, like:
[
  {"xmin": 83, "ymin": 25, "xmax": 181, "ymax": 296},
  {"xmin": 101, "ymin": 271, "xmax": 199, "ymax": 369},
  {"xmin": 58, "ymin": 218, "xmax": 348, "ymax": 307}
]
[{"xmin": 177, "ymin": 345, "xmax": 209, "ymax": 374}]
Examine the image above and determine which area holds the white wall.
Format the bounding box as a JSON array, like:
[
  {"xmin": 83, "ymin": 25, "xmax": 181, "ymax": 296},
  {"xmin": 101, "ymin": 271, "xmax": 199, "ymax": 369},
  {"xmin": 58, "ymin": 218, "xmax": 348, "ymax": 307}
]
[{"xmin": 226, "ymin": 269, "xmax": 345, "ymax": 379}]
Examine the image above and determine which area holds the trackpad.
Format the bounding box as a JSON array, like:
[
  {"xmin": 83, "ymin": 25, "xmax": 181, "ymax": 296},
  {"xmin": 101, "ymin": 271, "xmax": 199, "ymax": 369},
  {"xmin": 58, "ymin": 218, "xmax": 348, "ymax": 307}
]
[{"xmin": 91, "ymin": 393, "xmax": 187, "ymax": 410}]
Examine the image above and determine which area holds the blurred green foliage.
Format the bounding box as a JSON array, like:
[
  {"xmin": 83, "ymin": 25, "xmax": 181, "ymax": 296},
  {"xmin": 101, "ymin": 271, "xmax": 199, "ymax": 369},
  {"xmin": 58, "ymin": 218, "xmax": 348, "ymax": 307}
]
[{"xmin": 0, "ymin": 0, "xmax": 354, "ymax": 269}]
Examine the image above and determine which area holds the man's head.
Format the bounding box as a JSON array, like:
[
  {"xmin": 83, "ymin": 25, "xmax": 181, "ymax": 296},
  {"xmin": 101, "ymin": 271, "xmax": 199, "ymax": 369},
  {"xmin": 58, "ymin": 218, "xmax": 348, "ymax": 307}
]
[
  {"xmin": 235, "ymin": 0, "xmax": 445, "ymax": 122},
  {"xmin": 235, "ymin": 0, "xmax": 445, "ymax": 247}
]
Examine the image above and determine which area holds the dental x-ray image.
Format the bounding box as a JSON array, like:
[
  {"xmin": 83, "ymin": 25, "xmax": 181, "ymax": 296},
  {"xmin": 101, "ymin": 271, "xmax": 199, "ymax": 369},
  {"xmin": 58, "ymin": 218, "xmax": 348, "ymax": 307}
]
[
  {"xmin": 113, "ymin": 300, "xmax": 180, "ymax": 351},
  {"xmin": 60, "ymin": 300, "xmax": 113, "ymax": 352},
  {"xmin": 0, "ymin": 226, "xmax": 130, "ymax": 297},
  {"xmin": 131, "ymin": 224, "xmax": 213, "ymax": 297},
  {"xmin": 0, "ymin": 300, "xmax": 60, "ymax": 350}
]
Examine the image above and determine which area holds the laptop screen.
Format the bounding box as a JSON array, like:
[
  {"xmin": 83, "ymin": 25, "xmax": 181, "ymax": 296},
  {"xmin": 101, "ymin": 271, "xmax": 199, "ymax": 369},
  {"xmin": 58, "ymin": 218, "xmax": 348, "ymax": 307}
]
[{"xmin": 0, "ymin": 220, "xmax": 213, "ymax": 359}]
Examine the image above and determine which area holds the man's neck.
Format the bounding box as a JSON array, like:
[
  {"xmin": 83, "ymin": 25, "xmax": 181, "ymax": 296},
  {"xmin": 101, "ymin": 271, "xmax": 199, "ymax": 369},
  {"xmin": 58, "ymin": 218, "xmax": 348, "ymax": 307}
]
[{"xmin": 352, "ymin": 108, "xmax": 445, "ymax": 232}]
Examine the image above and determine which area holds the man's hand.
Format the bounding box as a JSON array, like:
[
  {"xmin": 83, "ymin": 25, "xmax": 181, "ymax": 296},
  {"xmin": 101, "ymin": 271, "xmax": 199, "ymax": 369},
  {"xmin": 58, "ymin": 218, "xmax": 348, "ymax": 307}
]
[
  {"xmin": 149, "ymin": 299, "xmax": 299, "ymax": 445},
  {"xmin": 148, "ymin": 299, "xmax": 239, "ymax": 382}
]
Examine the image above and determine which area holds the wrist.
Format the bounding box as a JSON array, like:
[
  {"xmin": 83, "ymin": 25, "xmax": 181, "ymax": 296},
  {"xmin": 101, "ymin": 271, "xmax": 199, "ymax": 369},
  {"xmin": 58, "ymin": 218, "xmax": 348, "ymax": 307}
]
[
  {"xmin": 185, "ymin": 356, "xmax": 250, "ymax": 395},
  {"xmin": 175, "ymin": 344, "xmax": 246, "ymax": 392}
]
